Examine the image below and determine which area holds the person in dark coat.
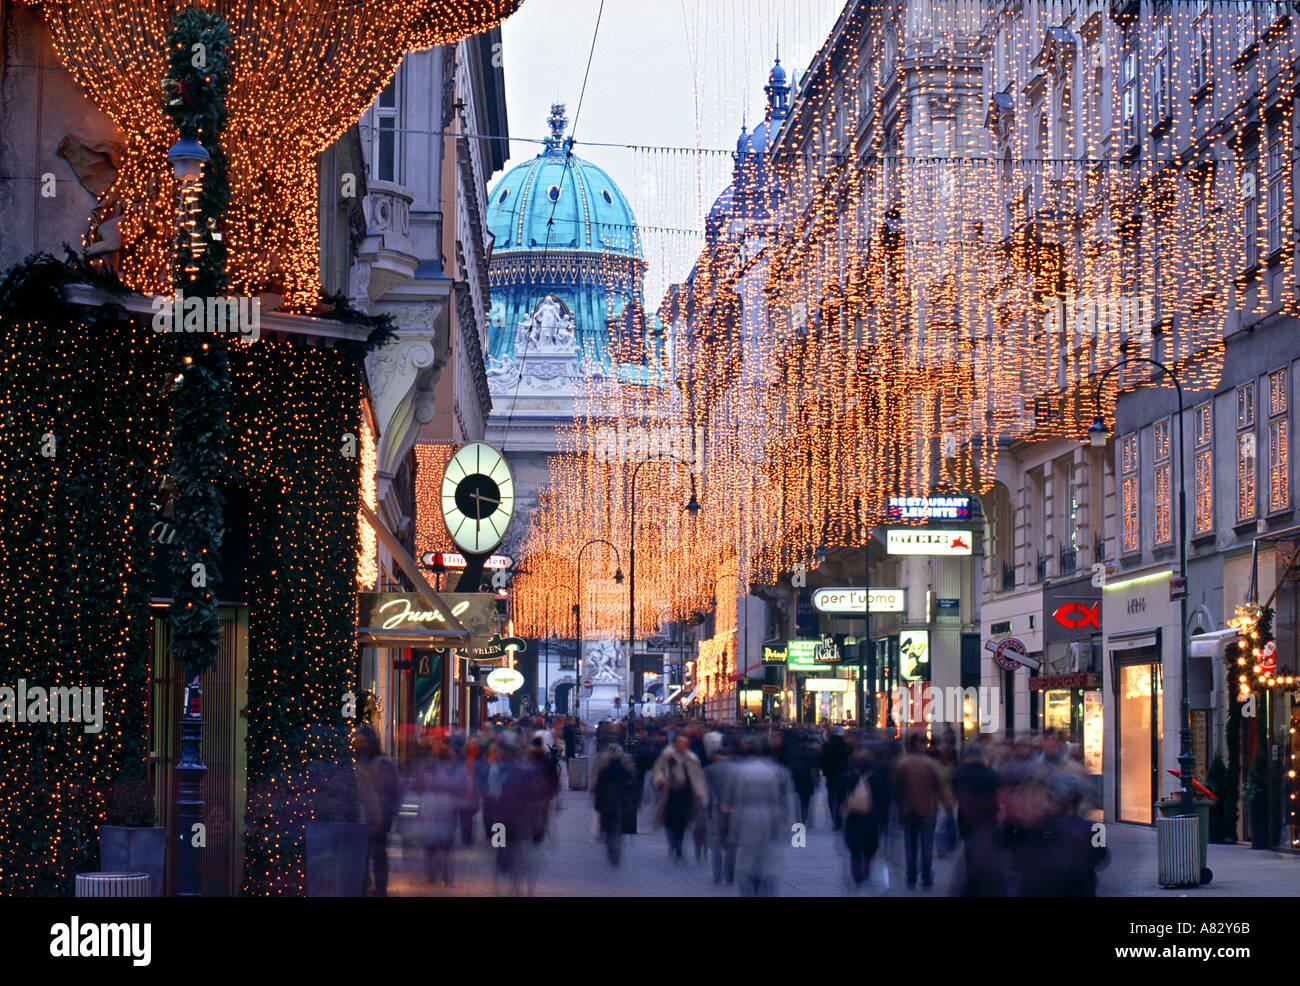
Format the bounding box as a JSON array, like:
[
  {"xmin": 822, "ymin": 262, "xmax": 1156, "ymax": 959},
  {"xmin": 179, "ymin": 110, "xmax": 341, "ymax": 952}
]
[
  {"xmin": 841, "ymin": 748, "xmax": 880, "ymax": 887},
  {"xmin": 952, "ymin": 745, "xmax": 999, "ymax": 841},
  {"xmin": 562, "ymin": 719, "xmax": 579, "ymax": 761},
  {"xmin": 956, "ymin": 761, "xmax": 1107, "ymax": 896},
  {"xmin": 821, "ymin": 729, "xmax": 851, "ymax": 830},
  {"xmin": 788, "ymin": 737, "xmax": 819, "ymax": 826},
  {"xmin": 593, "ymin": 744, "xmax": 636, "ymax": 865}
]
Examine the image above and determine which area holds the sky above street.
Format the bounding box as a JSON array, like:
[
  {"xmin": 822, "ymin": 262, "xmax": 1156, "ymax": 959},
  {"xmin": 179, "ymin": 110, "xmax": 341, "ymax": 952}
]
[{"xmin": 497, "ymin": 0, "xmax": 844, "ymax": 306}]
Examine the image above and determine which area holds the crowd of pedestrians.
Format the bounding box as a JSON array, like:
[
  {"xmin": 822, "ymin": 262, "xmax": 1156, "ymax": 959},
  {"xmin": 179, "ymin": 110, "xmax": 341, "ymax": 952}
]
[{"xmin": 353, "ymin": 717, "xmax": 1106, "ymax": 897}]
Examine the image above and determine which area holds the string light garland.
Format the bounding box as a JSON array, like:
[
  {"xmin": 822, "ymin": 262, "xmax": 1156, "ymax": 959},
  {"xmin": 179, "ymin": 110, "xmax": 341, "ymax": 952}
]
[{"xmin": 25, "ymin": 0, "xmax": 524, "ymax": 309}]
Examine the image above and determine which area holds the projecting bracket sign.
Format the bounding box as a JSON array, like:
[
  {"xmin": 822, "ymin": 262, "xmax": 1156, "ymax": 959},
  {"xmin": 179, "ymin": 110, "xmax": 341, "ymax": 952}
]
[{"xmin": 986, "ymin": 636, "xmax": 1041, "ymax": 671}]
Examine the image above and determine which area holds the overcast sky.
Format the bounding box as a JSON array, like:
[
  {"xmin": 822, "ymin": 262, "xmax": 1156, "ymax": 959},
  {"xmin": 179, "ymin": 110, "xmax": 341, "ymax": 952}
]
[{"xmin": 497, "ymin": 0, "xmax": 844, "ymax": 304}]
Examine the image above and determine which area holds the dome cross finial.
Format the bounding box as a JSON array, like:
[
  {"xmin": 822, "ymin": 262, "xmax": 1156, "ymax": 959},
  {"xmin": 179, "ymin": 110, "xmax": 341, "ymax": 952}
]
[{"xmin": 545, "ymin": 103, "xmax": 569, "ymax": 153}]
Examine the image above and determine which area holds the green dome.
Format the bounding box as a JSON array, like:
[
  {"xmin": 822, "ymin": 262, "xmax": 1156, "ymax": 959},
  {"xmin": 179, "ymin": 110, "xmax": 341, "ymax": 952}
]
[{"xmin": 488, "ymin": 110, "xmax": 642, "ymax": 260}]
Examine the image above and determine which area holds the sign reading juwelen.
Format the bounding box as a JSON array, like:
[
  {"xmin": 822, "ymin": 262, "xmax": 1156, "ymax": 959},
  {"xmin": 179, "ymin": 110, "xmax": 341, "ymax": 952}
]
[
  {"xmin": 886, "ymin": 529, "xmax": 972, "ymax": 556},
  {"xmin": 812, "ymin": 587, "xmax": 905, "ymax": 613}
]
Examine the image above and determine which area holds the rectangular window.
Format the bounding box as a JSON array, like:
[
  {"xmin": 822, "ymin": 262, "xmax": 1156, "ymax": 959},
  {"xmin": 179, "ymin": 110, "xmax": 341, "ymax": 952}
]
[
  {"xmin": 375, "ymin": 76, "xmax": 400, "ymax": 184},
  {"xmin": 1238, "ymin": 383, "xmax": 1257, "ymax": 522},
  {"xmin": 1269, "ymin": 369, "xmax": 1290, "ymax": 512},
  {"xmin": 1153, "ymin": 25, "xmax": 1170, "ymax": 123},
  {"xmin": 1193, "ymin": 7, "xmax": 1212, "ymax": 91},
  {"xmin": 1268, "ymin": 133, "xmax": 1286, "ymax": 254},
  {"xmin": 1121, "ymin": 432, "xmax": 1140, "ymax": 552},
  {"xmin": 1194, "ymin": 403, "xmax": 1213, "ymax": 535},
  {"xmin": 1154, "ymin": 418, "xmax": 1172, "ymax": 544},
  {"xmin": 1236, "ymin": 2, "xmax": 1254, "ymax": 52},
  {"xmin": 1244, "ymin": 151, "xmax": 1259, "ymax": 267},
  {"xmin": 1121, "ymin": 46, "xmax": 1138, "ymax": 146}
]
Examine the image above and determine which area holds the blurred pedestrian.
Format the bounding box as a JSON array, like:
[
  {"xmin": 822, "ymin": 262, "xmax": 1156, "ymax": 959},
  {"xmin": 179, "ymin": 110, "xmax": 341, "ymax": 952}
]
[
  {"xmin": 593, "ymin": 743, "xmax": 636, "ymax": 865},
  {"xmin": 704, "ymin": 744, "xmax": 738, "ymax": 884},
  {"xmin": 355, "ymin": 726, "xmax": 401, "ymax": 897},
  {"xmin": 722, "ymin": 736, "xmax": 792, "ymax": 895},
  {"xmin": 892, "ymin": 733, "xmax": 952, "ymax": 888},
  {"xmin": 821, "ymin": 728, "xmax": 851, "ymax": 830},
  {"xmin": 841, "ymin": 747, "xmax": 880, "ymax": 889},
  {"xmin": 652, "ymin": 732, "xmax": 708, "ymax": 860}
]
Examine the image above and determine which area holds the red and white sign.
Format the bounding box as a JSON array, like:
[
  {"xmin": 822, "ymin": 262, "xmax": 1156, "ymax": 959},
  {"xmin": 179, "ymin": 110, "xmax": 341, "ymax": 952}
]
[
  {"xmin": 421, "ymin": 551, "xmax": 512, "ymax": 570},
  {"xmin": 992, "ymin": 637, "xmax": 1027, "ymax": 671},
  {"xmin": 1052, "ymin": 602, "xmax": 1100, "ymax": 630},
  {"xmin": 886, "ymin": 529, "xmax": 972, "ymax": 556}
]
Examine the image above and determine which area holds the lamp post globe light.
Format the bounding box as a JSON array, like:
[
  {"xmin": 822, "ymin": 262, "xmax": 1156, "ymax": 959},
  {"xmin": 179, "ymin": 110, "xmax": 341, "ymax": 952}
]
[
  {"xmin": 167, "ymin": 135, "xmax": 210, "ymax": 182},
  {"xmin": 1091, "ymin": 358, "xmax": 1195, "ymax": 818}
]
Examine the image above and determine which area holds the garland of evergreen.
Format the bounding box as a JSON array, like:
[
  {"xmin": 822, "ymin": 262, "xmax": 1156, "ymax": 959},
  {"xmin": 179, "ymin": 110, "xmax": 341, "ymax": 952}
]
[{"xmin": 163, "ymin": 9, "xmax": 232, "ymax": 675}]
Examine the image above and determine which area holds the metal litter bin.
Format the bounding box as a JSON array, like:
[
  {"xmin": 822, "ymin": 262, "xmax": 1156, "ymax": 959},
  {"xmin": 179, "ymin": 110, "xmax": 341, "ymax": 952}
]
[
  {"xmin": 568, "ymin": 756, "xmax": 589, "ymax": 790},
  {"xmin": 75, "ymin": 872, "xmax": 151, "ymax": 897},
  {"xmin": 1155, "ymin": 799, "xmax": 1213, "ymax": 884}
]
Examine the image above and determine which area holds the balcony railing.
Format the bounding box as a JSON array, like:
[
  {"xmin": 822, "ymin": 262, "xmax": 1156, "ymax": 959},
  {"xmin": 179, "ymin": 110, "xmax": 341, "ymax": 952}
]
[
  {"xmin": 1060, "ymin": 544, "xmax": 1077, "ymax": 575},
  {"xmin": 1094, "ymin": 533, "xmax": 1106, "ymax": 564},
  {"xmin": 1036, "ymin": 552, "xmax": 1049, "ymax": 583}
]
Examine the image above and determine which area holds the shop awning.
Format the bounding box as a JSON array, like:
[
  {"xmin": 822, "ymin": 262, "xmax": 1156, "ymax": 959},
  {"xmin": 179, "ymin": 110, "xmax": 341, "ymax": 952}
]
[
  {"xmin": 671, "ymin": 687, "xmax": 698, "ymax": 706},
  {"xmin": 1108, "ymin": 627, "xmax": 1161, "ymax": 652},
  {"xmin": 1188, "ymin": 628, "xmax": 1238, "ymax": 659},
  {"xmin": 358, "ymin": 503, "xmax": 469, "ymax": 645}
]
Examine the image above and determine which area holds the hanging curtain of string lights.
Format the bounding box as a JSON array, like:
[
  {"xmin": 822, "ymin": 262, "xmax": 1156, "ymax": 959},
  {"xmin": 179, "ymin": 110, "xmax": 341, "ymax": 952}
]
[{"xmin": 28, "ymin": 0, "xmax": 523, "ymax": 309}]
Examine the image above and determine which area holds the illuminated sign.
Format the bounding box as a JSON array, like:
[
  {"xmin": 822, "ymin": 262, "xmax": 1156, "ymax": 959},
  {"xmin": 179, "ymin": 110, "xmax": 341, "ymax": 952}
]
[
  {"xmin": 804, "ymin": 678, "xmax": 853, "ymax": 692},
  {"xmin": 420, "ymin": 551, "xmax": 512, "ymax": 570},
  {"xmin": 886, "ymin": 529, "xmax": 972, "ymax": 556},
  {"xmin": 485, "ymin": 667, "xmax": 525, "ymax": 694},
  {"xmin": 1052, "ymin": 602, "xmax": 1100, "ymax": 630},
  {"xmin": 762, "ymin": 645, "xmax": 788, "ymax": 663},
  {"xmin": 358, "ymin": 592, "xmax": 471, "ymax": 631},
  {"xmin": 899, "ymin": 630, "xmax": 930, "ymax": 680},
  {"xmin": 888, "ymin": 496, "xmax": 972, "ymax": 521},
  {"xmin": 787, "ymin": 638, "xmax": 839, "ymax": 668},
  {"xmin": 812, "ymin": 587, "xmax": 906, "ymax": 614}
]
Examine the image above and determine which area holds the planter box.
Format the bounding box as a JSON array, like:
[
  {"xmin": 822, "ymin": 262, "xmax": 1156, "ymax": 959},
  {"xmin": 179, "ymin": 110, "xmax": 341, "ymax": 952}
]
[
  {"xmin": 304, "ymin": 821, "xmax": 368, "ymax": 897},
  {"xmin": 98, "ymin": 826, "xmax": 166, "ymax": 897}
]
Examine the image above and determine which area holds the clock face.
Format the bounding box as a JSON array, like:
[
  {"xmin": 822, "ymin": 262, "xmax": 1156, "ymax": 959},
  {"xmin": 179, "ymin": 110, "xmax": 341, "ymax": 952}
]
[{"xmin": 440, "ymin": 442, "xmax": 515, "ymax": 555}]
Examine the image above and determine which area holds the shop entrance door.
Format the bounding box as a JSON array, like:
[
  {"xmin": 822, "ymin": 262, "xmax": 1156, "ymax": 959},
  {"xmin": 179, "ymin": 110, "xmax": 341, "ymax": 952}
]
[{"xmin": 1115, "ymin": 656, "xmax": 1163, "ymax": 824}]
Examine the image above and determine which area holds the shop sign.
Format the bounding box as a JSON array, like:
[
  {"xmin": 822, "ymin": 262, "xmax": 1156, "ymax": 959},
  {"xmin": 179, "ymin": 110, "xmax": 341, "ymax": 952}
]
[
  {"xmin": 1028, "ymin": 672, "xmax": 1101, "ymax": 692},
  {"xmin": 899, "ymin": 630, "xmax": 930, "ymax": 680},
  {"xmin": 804, "ymin": 678, "xmax": 853, "ymax": 692},
  {"xmin": 1126, "ymin": 597, "xmax": 1147, "ymax": 615},
  {"xmin": 788, "ymin": 636, "xmax": 840, "ymax": 665},
  {"xmin": 421, "ymin": 551, "xmax": 512, "ymax": 570},
  {"xmin": 990, "ymin": 636, "xmax": 1029, "ymax": 671},
  {"xmin": 812, "ymin": 587, "xmax": 905, "ymax": 613},
  {"xmin": 358, "ymin": 592, "xmax": 470, "ymax": 631},
  {"xmin": 762, "ymin": 645, "xmax": 788, "ymax": 663},
  {"xmin": 888, "ymin": 496, "xmax": 972, "ymax": 521},
  {"xmin": 485, "ymin": 667, "xmax": 525, "ymax": 694},
  {"xmin": 468, "ymin": 633, "xmax": 526, "ymax": 661},
  {"xmin": 1053, "ymin": 602, "xmax": 1100, "ymax": 630},
  {"xmin": 887, "ymin": 529, "xmax": 972, "ymax": 556}
]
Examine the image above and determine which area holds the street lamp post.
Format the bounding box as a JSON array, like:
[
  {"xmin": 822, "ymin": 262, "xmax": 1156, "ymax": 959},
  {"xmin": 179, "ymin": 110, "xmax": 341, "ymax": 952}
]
[
  {"xmin": 628, "ymin": 459, "xmax": 701, "ymax": 738},
  {"xmin": 1090, "ymin": 357, "xmax": 1194, "ymax": 816}
]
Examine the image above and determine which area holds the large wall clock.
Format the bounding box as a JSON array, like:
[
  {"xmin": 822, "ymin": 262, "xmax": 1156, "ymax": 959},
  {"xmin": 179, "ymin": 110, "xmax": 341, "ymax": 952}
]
[{"xmin": 440, "ymin": 441, "xmax": 516, "ymax": 555}]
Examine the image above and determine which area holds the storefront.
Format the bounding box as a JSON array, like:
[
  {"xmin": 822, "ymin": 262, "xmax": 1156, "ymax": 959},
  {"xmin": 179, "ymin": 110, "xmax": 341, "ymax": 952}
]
[{"xmin": 1102, "ymin": 567, "xmax": 1180, "ymax": 825}]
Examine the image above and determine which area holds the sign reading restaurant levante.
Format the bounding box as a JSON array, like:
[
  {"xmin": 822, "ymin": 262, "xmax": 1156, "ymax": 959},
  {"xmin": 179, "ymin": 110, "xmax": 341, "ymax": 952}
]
[
  {"xmin": 886, "ymin": 529, "xmax": 973, "ymax": 556},
  {"xmin": 887, "ymin": 496, "xmax": 971, "ymax": 521},
  {"xmin": 812, "ymin": 587, "xmax": 906, "ymax": 614}
]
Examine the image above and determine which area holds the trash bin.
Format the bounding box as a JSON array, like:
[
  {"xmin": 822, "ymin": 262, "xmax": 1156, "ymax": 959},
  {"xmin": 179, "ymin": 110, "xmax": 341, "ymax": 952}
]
[
  {"xmin": 1155, "ymin": 799, "xmax": 1214, "ymax": 884},
  {"xmin": 75, "ymin": 872, "xmax": 152, "ymax": 897},
  {"xmin": 568, "ymin": 756, "xmax": 589, "ymax": 791}
]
